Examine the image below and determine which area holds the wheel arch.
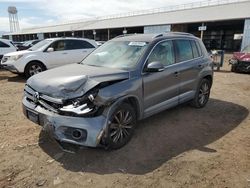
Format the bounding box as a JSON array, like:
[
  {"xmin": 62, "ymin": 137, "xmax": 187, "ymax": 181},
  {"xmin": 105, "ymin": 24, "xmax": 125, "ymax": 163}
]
[
  {"xmin": 123, "ymin": 96, "xmax": 142, "ymax": 120},
  {"xmin": 24, "ymin": 60, "xmax": 47, "ymax": 72},
  {"xmin": 203, "ymin": 74, "xmax": 213, "ymax": 86}
]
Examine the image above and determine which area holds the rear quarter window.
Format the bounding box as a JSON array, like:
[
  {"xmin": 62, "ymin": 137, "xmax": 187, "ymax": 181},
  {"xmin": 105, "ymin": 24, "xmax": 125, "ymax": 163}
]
[
  {"xmin": 195, "ymin": 40, "xmax": 203, "ymax": 57},
  {"xmin": 190, "ymin": 40, "xmax": 200, "ymax": 58}
]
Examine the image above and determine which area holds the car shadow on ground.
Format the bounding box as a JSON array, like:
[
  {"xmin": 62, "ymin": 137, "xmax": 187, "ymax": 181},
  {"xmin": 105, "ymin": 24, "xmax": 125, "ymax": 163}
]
[
  {"xmin": 0, "ymin": 70, "xmax": 26, "ymax": 83},
  {"xmin": 7, "ymin": 75, "xmax": 26, "ymax": 83},
  {"xmin": 38, "ymin": 98, "xmax": 248, "ymax": 175}
]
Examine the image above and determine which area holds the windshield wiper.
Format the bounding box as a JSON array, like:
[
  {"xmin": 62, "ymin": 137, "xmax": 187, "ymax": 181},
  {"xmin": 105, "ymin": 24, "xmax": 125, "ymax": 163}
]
[{"xmin": 85, "ymin": 64, "xmax": 101, "ymax": 67}]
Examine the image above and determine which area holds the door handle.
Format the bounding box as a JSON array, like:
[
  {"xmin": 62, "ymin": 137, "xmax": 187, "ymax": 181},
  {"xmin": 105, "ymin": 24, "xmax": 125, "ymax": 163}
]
[
  {"xmin": 198, "ymin": 64, "xmax": 204, "ymax": 68},
  {"xmin": 62, "ymin": 52, "xmax": 68, "ymax": 55},
  {"xmin": 174, "ymin": 71, "xmax": 180, "ymax": 77}
]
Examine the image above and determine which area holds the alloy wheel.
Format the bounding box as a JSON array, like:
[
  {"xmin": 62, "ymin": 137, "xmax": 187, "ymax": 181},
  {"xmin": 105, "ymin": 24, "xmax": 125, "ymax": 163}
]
[
  {"xmin": 198, "ymin": 82, "xmax": 210, "ymax": 105},
  {"xmin": 109, "ymin": 109, "xmax": 134, "ymax": 144},
  {"xmin": 29, "ymin": 64, "xmax": 43, "ymax": 76}
]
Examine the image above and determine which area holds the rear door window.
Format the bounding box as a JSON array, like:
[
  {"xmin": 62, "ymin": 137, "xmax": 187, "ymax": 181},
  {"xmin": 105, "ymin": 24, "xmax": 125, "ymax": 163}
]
[
  {"xmin": 65, "ymin": 40, "xmax": 95, "ymax": 50},
  {"xmin": 175, "ymin": 40, "xmax": 193, "ymax": 62}
]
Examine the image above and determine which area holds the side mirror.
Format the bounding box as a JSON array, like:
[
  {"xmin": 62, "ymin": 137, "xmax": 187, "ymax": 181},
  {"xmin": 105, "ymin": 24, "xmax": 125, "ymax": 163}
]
[
  {"xmin": 47, "ymin": 47, "xmax": 54, "ymax": 52},
  {"xmin": 145, "ymin": 61, "xmax": 164, "ymax": 72}
]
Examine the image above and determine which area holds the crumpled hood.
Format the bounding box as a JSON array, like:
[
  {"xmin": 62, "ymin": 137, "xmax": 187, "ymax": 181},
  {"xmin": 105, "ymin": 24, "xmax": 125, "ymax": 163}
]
[{"xmin": 27, "ymin": 64, "xmax": 129, "ymax": 99}]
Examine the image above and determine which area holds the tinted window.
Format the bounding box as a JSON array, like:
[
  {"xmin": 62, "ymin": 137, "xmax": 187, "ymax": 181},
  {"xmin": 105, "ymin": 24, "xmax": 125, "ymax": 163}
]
[
  {"xmin": 148, "ymin": 40, "xmax": 175, "ymax": 66},
  {"xmin": 191, "ymin": 40, "xmax": 199, "ymax": 58},
  {"xmin": 0, "ymin": 41, "xmax": 10, "ymax": 48},
  {"xmin": 65, "ymin": 40, "xmax": 95, "ymax": 50},
  {"xmin": 195, "ymin": 41, "xmax": 203, "ymax": 56},
  {"xmin": 32, "ymin": 40, "xmax": 41, "ymax": 45},
  {"xmin": 175, "ymin": 40, "xmax": 193, "ymax": 62}
]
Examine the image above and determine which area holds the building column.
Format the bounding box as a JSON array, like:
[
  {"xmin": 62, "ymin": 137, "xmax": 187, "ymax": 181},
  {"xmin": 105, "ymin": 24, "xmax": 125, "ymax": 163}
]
[
  {"xmin": 107, "ymin": 29, "xmax": 110, "ymax": 40},
  {"xmin": 37, "ymin": 33, "xmax": 44, "ymax": 40},
  {"xmin": 241, "ymin": 19, "xmax": 250, "ymax": 50},
  {"xmin": 93, "ymin": 30, "xmax": 96, "ymax": 40}
]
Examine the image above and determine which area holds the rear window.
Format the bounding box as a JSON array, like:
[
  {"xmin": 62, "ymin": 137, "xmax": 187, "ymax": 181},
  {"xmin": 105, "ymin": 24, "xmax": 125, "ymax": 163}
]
[{"xmin": 175, "ymin": 40, "xmax": 193, "ymax": 62}]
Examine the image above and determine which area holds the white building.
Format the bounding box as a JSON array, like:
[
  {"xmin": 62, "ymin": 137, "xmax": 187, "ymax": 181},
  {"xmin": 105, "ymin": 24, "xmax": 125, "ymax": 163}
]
[{"xmin": 3, "ymin": 0, "xmax": 250, "ymax": 51}]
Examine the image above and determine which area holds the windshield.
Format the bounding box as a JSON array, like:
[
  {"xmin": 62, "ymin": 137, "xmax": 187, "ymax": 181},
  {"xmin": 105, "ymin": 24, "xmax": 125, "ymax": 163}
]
[
  {"xmin": 242, "ymin": 45, "xmax": 250, "ymax": 53},
  {"xmin": 23, "ymin": 41, "xmax": 32, "ymax": 47},
  {"xmin": 29, "ymin": 40, "xmax": 51, "ymax": 51},
  {"xmin": 82, "ymin": 41, "xmax": 148, "ymax": 69}
]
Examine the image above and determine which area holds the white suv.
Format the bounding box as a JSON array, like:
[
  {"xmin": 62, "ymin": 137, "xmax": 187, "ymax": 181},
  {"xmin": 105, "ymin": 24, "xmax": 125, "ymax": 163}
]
[
  {"xmin": 1, "ymin": 38, "xmax": 97, "ymax": 77},
  {"xmin": 0, "ymin": 39, "xmax": 17, "ymax": 61}
]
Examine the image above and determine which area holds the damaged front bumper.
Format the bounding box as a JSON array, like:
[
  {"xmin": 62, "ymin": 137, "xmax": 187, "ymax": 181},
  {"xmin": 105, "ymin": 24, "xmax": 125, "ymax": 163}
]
[{"xmin": 22, "ymin": 96, "xmax": 107, "ymax": 149}]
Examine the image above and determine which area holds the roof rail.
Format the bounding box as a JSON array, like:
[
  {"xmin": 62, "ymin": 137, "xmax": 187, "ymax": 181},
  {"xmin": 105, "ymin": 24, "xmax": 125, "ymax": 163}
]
[
  {"xmin": 153, "ymin": 32, "xmax": 194, "ymax": 39},
  {"xmin": 114, "ymin": 33, "xmax": 138, "ymax": 38},
  {"xmin": 153, "ymin": 33, "xmax": 164, "ymax": 38},
  {"xmin": 167, "ymin": 32, "xmax": 194, "ymax": 36}
]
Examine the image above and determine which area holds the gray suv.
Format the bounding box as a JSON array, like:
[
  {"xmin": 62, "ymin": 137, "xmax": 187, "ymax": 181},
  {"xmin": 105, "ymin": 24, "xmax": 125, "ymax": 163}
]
[{"xmin": 22, "ymin": 32, "xmax": 213, "ymax": 151}]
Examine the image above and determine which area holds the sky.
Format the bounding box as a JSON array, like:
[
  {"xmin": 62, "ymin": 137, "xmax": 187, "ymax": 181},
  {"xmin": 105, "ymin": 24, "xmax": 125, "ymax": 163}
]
[{"xmin": 0, "ymin": 0, "xmax": 202, "ymax": 33}]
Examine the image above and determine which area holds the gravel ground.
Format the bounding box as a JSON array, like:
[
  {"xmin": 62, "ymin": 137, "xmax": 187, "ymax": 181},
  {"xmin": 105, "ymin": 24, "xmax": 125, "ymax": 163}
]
[{"xmin": 0, "ymin": 54, "xmax": 249, "ymax": 188}]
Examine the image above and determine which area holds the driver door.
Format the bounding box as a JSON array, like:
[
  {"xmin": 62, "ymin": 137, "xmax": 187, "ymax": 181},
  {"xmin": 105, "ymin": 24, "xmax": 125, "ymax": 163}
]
[
  {"xmin": 142, "ymin": 40, "xmax": 180, "ymax": 118},
  {"xmin": 43, "ymin": 40, "xmax": 71, "ymax": 69}
]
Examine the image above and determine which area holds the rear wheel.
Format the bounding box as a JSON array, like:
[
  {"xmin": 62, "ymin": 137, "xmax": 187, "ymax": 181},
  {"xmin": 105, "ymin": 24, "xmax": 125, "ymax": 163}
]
[
  {"xmin": 191, "ymin": 78, "xmax": 211, "ymax": 108},
  {"xmin": 105, "ymin": 103, "xmax": 136, "ymax": 150},
  {"xmin": 25, "ymin": 61, "xmax": 46, "ymax": 78}
]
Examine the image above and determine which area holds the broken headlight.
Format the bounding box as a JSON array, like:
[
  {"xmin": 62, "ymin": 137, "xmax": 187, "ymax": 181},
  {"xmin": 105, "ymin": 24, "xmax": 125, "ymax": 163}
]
[{"xmin": 59, "ymin": 90, "xmax": 99, "ymax": 116}]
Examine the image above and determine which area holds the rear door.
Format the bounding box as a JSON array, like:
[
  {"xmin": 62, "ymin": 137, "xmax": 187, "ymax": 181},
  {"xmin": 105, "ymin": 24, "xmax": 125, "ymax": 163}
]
[
  {"xmin": 142, "ymin": 40, "xmax": 179, "ymax": 117},
  {"xmin": 174, "ymin": 39, "xmax": 202, "ymax": 104},
  {"xmin": 64, "ymin": 39, "xmax": 96, "ymax": 63}
]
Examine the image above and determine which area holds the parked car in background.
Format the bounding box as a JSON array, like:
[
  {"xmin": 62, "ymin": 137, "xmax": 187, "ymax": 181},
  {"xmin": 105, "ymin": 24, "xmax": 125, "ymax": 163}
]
[
  {"xmin": 96, "ymin": 41, "xmax": 106, "ymax": 46},
  {"xmin": 22, "ymin": 32, "xmax": 213, "ymax": 152},
  {"xmin": 0, "ymin": 39, "xmax": 17, "ymax": 61},
  {"xmin": 13, "ymin": 41, "xmax": 24, "ymax": 49},
  {"xmin": 1, "ymin": 37, "xmax": 97, "ymax": 77},
  {"xmin": 229, "ymin": 44, "xmax": 250, "ymax": 73},
  {"xmin": 17, "ymin": 39, "xmax": 41, "ymax": 51}
]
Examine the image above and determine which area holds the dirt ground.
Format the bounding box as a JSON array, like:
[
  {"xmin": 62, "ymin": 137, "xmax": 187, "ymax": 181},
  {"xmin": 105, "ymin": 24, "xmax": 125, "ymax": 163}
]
[{"xmin": 0, "ymin": 54, "xmax": 250, "ymax": 188}]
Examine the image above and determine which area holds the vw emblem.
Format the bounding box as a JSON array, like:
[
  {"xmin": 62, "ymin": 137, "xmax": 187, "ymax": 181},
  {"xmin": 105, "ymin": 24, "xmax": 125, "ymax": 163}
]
[{"xmin": 34, "ymin": 92, "xmax": 40, "ymax": 103}]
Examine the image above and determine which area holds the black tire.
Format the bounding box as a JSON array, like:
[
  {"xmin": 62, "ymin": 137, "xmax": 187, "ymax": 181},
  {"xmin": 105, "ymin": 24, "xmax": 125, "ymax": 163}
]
[
  {"xmin": 231, "ymin": 65, "xmax": 238, "ymax": 72},
  {"xmin": 105, "ymin": 103, "xmax": 136, "ymax": 150},
  {"xmin": 24, "ymin": 61, "xmax": 46, "ymax": 78},
  {"xmin": 190, "ymin": 78, "xmax": 211, "ymax": 108}
]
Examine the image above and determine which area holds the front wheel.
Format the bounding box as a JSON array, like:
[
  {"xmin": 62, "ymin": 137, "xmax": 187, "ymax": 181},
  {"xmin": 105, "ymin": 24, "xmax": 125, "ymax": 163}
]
[
  {"xmin": 25, "ymin": 61, "xmax": 46, "ymax": 78},
  {"xmin": 105, "ymin": 103, "xmax": 136, "ymax": 150},
  {"xmin": 190, "ymin": 78, "xmax": 211, "ymax": 108},
  {"xmin": 231, "ymin": 65, "xmax": 239, "ymax": 73}
]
